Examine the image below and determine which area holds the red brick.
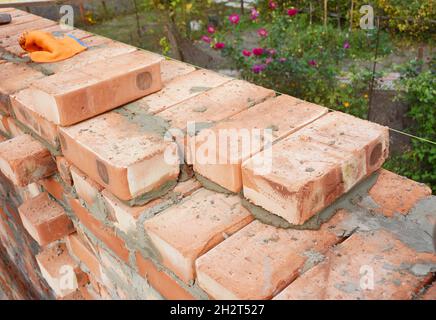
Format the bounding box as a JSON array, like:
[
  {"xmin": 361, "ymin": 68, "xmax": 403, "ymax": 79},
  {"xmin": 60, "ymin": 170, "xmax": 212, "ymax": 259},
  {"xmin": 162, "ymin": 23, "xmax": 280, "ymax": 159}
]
[
  {"xmin": 70, "ymin": 165, "xmax": 103, "ymax": 208},
  {"xmin": 68, "ymin": 198, "xmax": 130, "ymax": 263},
  {"xmin": 0, "ymin": 62, "xmax": 45, "ymax": 115},
  {"xmin": 129, "ymin": 69, "xmax": 230, "ymax": 115},
  {"xmin": 160, "ymin": 59, "xmax": 196, "ymax": 83},
  {"xmin": 18, "ymin": 50, "xmax": 163, "ymax": 126},
  {"xmin": 4, "ymin": 117, "xmax": 25, "ymax": 137},
  {"xmin": 56, "ymin": 156, "xmax": 73, "ymax": 186},
  {"xmin": 242, "ymin": 111, "xmax": 389, "ymax": 225},
  {"xmin": 33, "ymin": 40, "xmax": 137, "ymax": 75},
  {"xmin": 422, "ymin": 282, "xmax": 436, "ymax": 300},
  {"xmin": 274, "ymin": 230, "xmax": 436, "ymax": 300},
  {"xmin": 38, "ymin": 176, "xmax": 66, "ymax": 202},
  {"xmin": 60, "ymin": 109, "xmax": 179, "ymax": 202},
  {"xmin": 368, "ymin": 169, "xmax": 432, "ymax": 217},
  {"xmin": 144, "ymin": 188, "xmax": 253, "ymax": 283},
  {"xmin": 195, "ymin": 211, "xmax": 346, "ymax": 300},
  {"xmin": 136, "ymin": 252, "xmax": 195, "ymax": 300},
  {"xmin": 0, "ymin": 16, "xmax": 57, "ymax": 39},
  {"xmin": 10, "ymin": 93, "xmax": 59, "ymax": 149},
  {"xmin": 0, "ymin": 134, "xmax": 56, "ymax": 187},
  {"xmin": 18, "ymin": 192, "xmax": 75, "ymax": 246},
  {"xmin": 36, "ymin": 242, "xmax": 88, "ymax": 298},
  {"xmin": 157, "ymin": 79, "xmax": 275, "ymax": 131},
  {"xmin": 65, "ymin": 233, "xmax": 103, "ymax": 282},
  {"xmin": 102, "ymin": 178, "xmax": 201, "ymax": 233},
  {"xmin": 191, "ymin": 95, "xmax": 327, "ymax": 192}
]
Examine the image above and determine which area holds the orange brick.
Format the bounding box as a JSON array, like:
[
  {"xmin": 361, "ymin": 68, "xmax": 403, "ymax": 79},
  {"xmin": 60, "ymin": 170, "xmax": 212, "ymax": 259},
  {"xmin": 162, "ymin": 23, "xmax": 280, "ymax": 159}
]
[
  {"xmin": 70, "ymin": 165, "xmax": 103, "ymax": 208},
  {"xmin": 56, "ymin": 156, "xmax": 73, "ymax": 186},
  {"xmin": 36, "ymin": 243, "xmax": 88, "ymax": 298},
  {"xmin": 195, "ymin": 211, "xmax": 346, "ymax": 300},
  {"xmin": 160, "ymin": 59, "xmax": 196, "ymax": 83},
  {"xmin": 0, "ymin": 16, "xmax": 57, "ymax": 39},
  {"xmin": 18, "ymin": 50, "xmax": 163, "ymax": 126},
  {"xmin": 65, "ymin": 233, "xmax": 103, "ymax": 282},
  {"xmin": 34, "ymin": 40, "xmax": 137, "ymax": 75},
  {"xmin": 368, "ymin": 169, "xmax": 432, "ymax": 217},
  {"xmin": 157, "ymin": 79, "xmax": 275, "ymax": 130},
  {"xmin": 274, "ymin": 230, "xmax": 436, "ymax": 300},
  {"xmin": 68, "ymin": 198, "xmax": 130, "ymax": 263},
  {"xmin": 191, "ymin": 95, "xmax": 328, "ymax": 192},
  {"xmin": 422, "ymin": 282, "xmax": 436, "ymax": 300},
  {"xmin": 102, "ymin": 178, "xmax": 201, "ymax": 233},
  {"xmin": 130, "ymin": 69, "xmax": 230, "ymax": 115},
  {"xmin": 58, "ymin": 289, "xmax": 86, "ymax": 300},
  {"xmin": 18, "ymin": 192, "xmax": 75, "ymax": 246},
  {"xmin": 242, "ymin": 111, "xmax": 389, "ymax": 225},
  {"xmin": 38, "ymin": 176, "xmax": 66, "ymax": 202},
  {"xmin": 136, "ymin": 252, "xmax": 195, "ymax": 300},
  {"xmin": 0, "ymin": 134, "xmax": 56, "ymax": 187},
  {"xmin": 11, "ymin": 93, "xmax": 59, "ymax": 149},
  {"xmin": 0, "ymin": 62, "xmax": 45, "ymax": 115},
  {"xmin": 60, "ymin": 109, "xmax": 179, "ymax": 202},
  {"xmin": 144, "ymin": 188, "xmax": 253, "ymax": 284},
  {"xmin": 4, "ymin": 117, "xmax": 25, "ymax": 137}
]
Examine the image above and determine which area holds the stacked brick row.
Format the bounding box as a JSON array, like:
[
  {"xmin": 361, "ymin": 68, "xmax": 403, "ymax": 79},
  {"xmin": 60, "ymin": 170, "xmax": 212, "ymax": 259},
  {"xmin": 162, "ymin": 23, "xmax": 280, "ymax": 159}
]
[{"xmin": 0, "ymin": 8, "xmax": 435, "ymax": 300}]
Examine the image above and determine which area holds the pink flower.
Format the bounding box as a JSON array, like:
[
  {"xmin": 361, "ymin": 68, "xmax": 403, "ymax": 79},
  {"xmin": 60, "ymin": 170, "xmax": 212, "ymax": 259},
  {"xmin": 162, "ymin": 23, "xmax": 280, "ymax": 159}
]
[
  {"xmin": 242, "ymin": 49, "xmax": 252, "ymax": 57},
  {"xmin": 257, "ymin": 28, "xmax": 268, "ymax": 37},
  {"xmin": 268, "ymin": 48, "xmax": 276, "ymax": 56},
  {"xmin": 207, "ymin": 26, "xmax": 216, "ymax": 34},
  {"xmin": 214, "ymin": 42, "xmax": 225, "ymax": 50},
  {"xmin": 250, "ymin": 8, "xmax": 259, "ymax": 20},
  {"xmin": 287, "ymin": 8, "xmax": 298, "ymax": 16},
  {"xmin": 252, "ymin": 64, "xmax": 266, "ymax": 74},
  {"xmin": 252, "ymin": 47, "xmax": 264, "ymax": 56},
  {"xmin": 343, "ymin": 41, "xmax": 350, "ymax": 49},
  {"xmin": 201, "ymin": 35, "xmax": 211, "ymax": 43},
  {"xmin": 279, "ymin": 57, "xmax": 287, "ymax": 63},
  {"xmin": 265, "ymin": 57, "xmax": 273, "ymax": 64},
  {"xmin": 229, "ymin": 14, "xmax": 240, "ymax": 25},
  {"xmin": 308, "ymin": 59, "xmax": 317, "ymax": 67},
  {"xmin": 268, "ymin": 1, "xmax": 277, "ymax": 10}
]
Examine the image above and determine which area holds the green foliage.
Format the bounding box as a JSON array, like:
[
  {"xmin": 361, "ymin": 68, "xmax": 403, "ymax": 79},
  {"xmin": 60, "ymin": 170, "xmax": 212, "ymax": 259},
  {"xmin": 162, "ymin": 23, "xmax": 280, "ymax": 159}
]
[
  {"xmin": 384, "ymin": 60, "xmax": 436, "ymax": 192},
  {"xmin": 211, "ymin": 12, "xmax": 391, "ymax": 118}
]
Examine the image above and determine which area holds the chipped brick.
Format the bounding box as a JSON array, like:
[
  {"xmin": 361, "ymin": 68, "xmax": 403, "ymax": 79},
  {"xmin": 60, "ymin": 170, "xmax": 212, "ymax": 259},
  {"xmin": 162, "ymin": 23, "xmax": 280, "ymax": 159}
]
[
  {"xmin": 242, "ymin": 112, "xmax": 389, "ymax": 225},
  {"xmin": 0, "ymin": 134, "xmax": 56, "ymax": 187},
  {"xmin": 18, "ymin": 192, "xmax": 74, "ymax": 246},
  {"xmin": 144, "ymin": 188, "xmax": 253, "ymax": 283}
]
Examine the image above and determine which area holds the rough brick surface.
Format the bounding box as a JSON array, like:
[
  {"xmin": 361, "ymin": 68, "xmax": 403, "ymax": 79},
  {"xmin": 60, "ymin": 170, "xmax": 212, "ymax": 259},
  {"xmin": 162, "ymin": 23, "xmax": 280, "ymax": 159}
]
[
  {"xmin": 0, "ymin": 134, "xmax": 56, "ymax": 187},
  {"xmin": 36, "ymin": 243, "xmax": 88, "ymax": 298},
  {"xmin": 68, "ymin": 198, "xmax": 130, "ymax": 263},
  {"xmin": 242, "ymin": 112, "xmax": 389, "ymax": 225},
  {"xmin": 70, "ymin": 165, "xmax": 103, "ymax": 208},
  {"xmin": 18, "ymin": 192, "xmax": 74, "ymax": 246},
  {"xmin": 191, "ymin": 95, "xmax": 328, "ymax": 192},
  {"xmin": 103, "ymin": 178, "xmax": 201, "ymax": 234},
  {"xmin": 0, "ymin": 62, "xmax": 45, "ymax": 115},
  {"xmin": 17, "ymin": 50, "xmax": 163, "ymax": 126},
  {"xmin": 11, "ymin": 93, "xmax": 60, "ymax": 149},
  {"xmin": 65, "ymin": 233, "xmax": 103, "ymax": 282},
  {"xmin": 60, "ymin": 108, "xmax": 179, "ymax": 201},
  {"xmin": 195, "ymin": 211, "xmax": 346, "ymax": 300},
  {"xmin": 136, "ymin": 253, "xmax": 195, "ymax": 300},
  {"xmin": 274, "ymin": 230, "xmax": 436, "ymax": 300},
  {"xmin": 144, "ymin": 188, "xmax": 253, "ymax": 284},
  {"xmin": 368, "ymin": 169, "xmax": 432, "ymax": 217}
]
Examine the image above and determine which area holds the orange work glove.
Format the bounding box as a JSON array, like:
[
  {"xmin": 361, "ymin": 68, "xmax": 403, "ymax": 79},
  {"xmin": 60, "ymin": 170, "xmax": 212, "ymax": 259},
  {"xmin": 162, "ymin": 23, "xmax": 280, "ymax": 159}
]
[{"xmin": 18, "ymin": 30, "xmax": 87, "ymax": 63}]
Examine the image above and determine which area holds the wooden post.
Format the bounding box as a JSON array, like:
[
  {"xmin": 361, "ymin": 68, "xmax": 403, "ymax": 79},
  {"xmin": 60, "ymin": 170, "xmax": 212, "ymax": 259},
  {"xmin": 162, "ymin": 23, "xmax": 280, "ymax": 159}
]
[
  {"xmin": 324, "ymin": 0, "xmax": 328, "ymax": 27},
  {"xmin": 309, "ymin": 1, "xmax": 313, "ymax": 25},
  {"xmin": 132, "ymin": 0, "xmax": 141, "ymax": 39},
  {"xmin": 240, "ymin": 0, "xmax": 244, "ymax": 15}
]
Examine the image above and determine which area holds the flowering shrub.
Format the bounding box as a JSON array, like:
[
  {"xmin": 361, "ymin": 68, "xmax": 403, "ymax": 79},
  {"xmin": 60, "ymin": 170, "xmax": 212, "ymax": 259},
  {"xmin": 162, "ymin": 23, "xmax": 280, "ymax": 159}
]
[
  {"xmin": 199, "ymin": 7, "xmax": 392, "ymax": 116},
  {"xmin": 385, "ymin": 59, "xmax": 436, "ymax": 192}
]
